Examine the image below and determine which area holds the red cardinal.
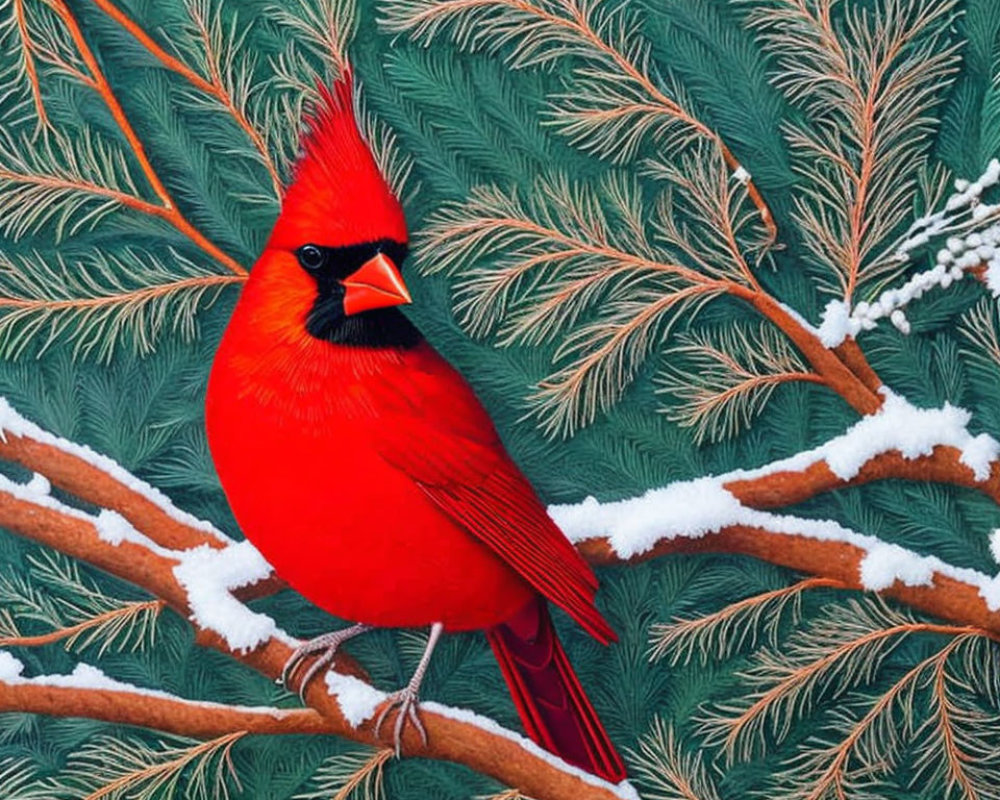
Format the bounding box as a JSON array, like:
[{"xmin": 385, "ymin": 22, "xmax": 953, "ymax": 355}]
[{"xmin": 206, "ymin": 70, "xmax": 625, "ymax": 784}]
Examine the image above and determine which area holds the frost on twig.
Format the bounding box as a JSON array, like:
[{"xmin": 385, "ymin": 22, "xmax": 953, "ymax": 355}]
[{"xmin": 817, "ymin": 159, "xmax": 1000, "ymax": 346}]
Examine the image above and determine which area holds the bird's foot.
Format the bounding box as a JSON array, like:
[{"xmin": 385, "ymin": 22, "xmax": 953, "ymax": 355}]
[
  {"xmin": 373, "ymin": 622, "xmax": 444, "ymax": 756},
  {"xmin": 279, "ymin": 623, "xmax": 370, "ymax": 699},
  {"xmin": 374, "ymin": 682, "xmax": 426, "ymax": 756}
]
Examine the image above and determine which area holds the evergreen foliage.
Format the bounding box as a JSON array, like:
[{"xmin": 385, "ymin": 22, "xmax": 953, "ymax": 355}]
[{"xmin": 0, "ymin": 0, "xmax": 998, "ymax": 799}]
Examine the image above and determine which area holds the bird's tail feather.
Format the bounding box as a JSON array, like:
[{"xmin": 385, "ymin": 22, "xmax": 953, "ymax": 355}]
[{"xmin": 486, "ymin": 597, "xmax": 626, "ymax": 784}]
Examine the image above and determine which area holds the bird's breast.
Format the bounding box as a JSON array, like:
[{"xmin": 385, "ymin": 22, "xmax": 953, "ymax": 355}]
[{"xmin": 205, "ymin": 337, "xmax": 533, "ymax": 630}]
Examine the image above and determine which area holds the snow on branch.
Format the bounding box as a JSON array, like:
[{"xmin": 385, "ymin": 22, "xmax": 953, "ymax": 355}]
[
  {"xmin": 2, "ymin": 390, "xmax": 1000, "ymax": 795},
  {"xmin": 0, "ymin": 397, "xmax": 229, "ymax": 552},
  {"xmin": 553, "ymin": 390, "xmax": 1000, "ymax": 635},
  {"xmin": 0, "ymin": 397, "xmax": 636, "ymax": 800},
  {"xmin": 0, "ymin": 651, "xmax": 330, "ymax": 737}
]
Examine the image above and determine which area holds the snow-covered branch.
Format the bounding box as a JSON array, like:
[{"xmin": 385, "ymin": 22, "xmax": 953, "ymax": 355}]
[
  {"xmin": 3, "ymin": 386, "xmax": 1000, "ymax": 796},
  {"xmin": 0, "ymin": 399, "xmax": 635, "ymax": 800},
  {"xmin": 0, "ymin": 652, "xmax": 330, "ymax": 737},
  {"xmin": 553, "ymin": 391, "xmax": 1000, "ymax": 636}
]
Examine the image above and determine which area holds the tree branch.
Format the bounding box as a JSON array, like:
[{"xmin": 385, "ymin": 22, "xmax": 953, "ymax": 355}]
[
  {"xmin": 84, "ymin": 0, "xmax": 284, "ymax": 201},
  {"xmin": 0, "ymin": 675, "xmax": 330, "ymax": 738},
  {"xmin": 0, "ymin": 397, "xmax": 227, "ymax": 552},
  {"xmin": 0, "ymin": 405, "xmax": 632, "ymax": 800},
  {"xmin": 43, "ymin": 0, "xmax": 248, "ymax": 276},
  {"xmin": 737, "ymin": 288, "xmax": 883, "ymax": 415},
  {"xmin": 3, "ymin": 387, "xmax": 999, "ymax": 796},
  {"xmin": 578, "ymin": 525, "xmax": 1000, "ymax": 640}
]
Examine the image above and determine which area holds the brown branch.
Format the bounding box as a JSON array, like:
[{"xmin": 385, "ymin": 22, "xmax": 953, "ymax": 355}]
[
  {"xmin": 0, "ymin": 424, "xmax": 225, "ymax": 552},
  {"xmin": 44, "ymin": 0, "xmax": 248, "ymax": 276},
  {"xmin": 724, "ymin": 445, "xmax": 1000, "ymax": 509},
  {"xmin": 832, "ymin": 337, "xmax": 883, "ymax": 394},
  {"xmin": 0, "ymin": 679, "xmax": 330, "ymax": 738},
  {"xmin": 0, "ymin": 490, "xmax": 627, "ymax": 800},
  {"xmin": 579, "ymin": 526, "xmax": 1000, "ymax": 641},
  {"xmin": 85, "ymin": 0, "xmax": 283, "ymax": 200},
  {"xmin": 732, "ymin": 287, "xmax": 883, "ymax": 415}
]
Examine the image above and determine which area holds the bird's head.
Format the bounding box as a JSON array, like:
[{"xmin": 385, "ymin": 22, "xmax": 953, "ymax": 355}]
[{"xmin": 251, "ymin": 70, "xmax": 416, "ymax": 347}]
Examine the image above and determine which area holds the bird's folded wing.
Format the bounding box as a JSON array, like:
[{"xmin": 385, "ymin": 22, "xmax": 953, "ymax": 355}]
[{"xmin": 368, "ymin": 356, "xmax": 615, "ymax": 643}]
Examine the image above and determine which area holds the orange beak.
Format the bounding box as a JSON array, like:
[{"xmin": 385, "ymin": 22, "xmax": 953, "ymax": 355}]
[{"xmin": 341, "ymin": 252, "xmax": 412, "ymax": 316}]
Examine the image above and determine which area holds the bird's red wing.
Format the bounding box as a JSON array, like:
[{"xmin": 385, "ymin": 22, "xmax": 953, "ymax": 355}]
[{"xmin": 367, "ymin": 348, "xmax": 615, "ymax": 644}]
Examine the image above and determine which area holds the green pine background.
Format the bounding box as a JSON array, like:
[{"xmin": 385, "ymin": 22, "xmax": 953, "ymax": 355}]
[{"xmin": 1, "ymin": 0, "xmax": 1000, "ymax": 797}]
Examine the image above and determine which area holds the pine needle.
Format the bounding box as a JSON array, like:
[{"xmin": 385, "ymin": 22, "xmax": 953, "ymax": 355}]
[
  {"xmin": 656, "ymin": 322, "xmax": 821, "ymax": 444},
  {"xmin": 698, "ymin": 597, "xmax": 918, "ymax": 763},
  {"xmin": 0, "ymin": 126, "xmax": 145, "ymax": 241},
  {"xmin": 67, "ymin": 732, "xmax": 245, "ymax": 800},
  {"xmin": 294, "ymin": 748, "xmax": 393, "ymax": 800},
  {"xmin": 0, "ymin": 248, "xmax": 240, "ymax": 361},
  {"xmin": 748, "ymin": 0, "xmax": 962, "ymax": 300},
  {"xmin": 649, "ymin": 577, "xmax": 841, "ymax": 665},
  {"xmin": 627, "ymin": 718, "xmax": 720, "ymax": 800}
]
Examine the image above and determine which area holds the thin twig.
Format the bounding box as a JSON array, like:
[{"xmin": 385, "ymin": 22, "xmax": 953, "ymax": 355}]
[{"xmin": 46, "ymin": 0, "xmax": 248, "ymax": 275}]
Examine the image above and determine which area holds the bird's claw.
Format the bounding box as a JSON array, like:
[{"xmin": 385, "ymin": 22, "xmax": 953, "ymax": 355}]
[
  {"xmin": 374, "ymin": 684, "xmax": 427, "ymax": 756},
  {"xmin": 278, "ymin": 625, "xmax": 368, "ymax": 700}
]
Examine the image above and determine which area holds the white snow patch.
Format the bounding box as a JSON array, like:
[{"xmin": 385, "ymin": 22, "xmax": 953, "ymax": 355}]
[
  {"xmin": 860, "ymin": 543, "xmax": 935, "ymax": 591},
  {"xmin": 24, "ymin": 473, "xmax": 49, "ymax": 495},
  {"xmin": 551, "ymin": 389, "xmax": 1000, "ymax": 609},
  {"xmin": 551, "ymin": 479, "xmax": 743, "ymax": 558},
  {"xmin": 817, "ymin": 300, "xmax": 861, "ymax": 347},
  {"xmin": 95, "ymin": 509, "xmax": 140, "ymax": 546},
  {"xmin": 987, "ymin": 258, "xmax": 1000, "ymax": 297},
  {"xmin": 990, "ymin": 530, "xmax": 1000, "ymax": 565},
  {"xmin": 731, "ymin": 166, "xmax": 751, "ymax": 185},
  {"xmin": 554, "ymin": 487, "xmax": 1000, "ymax": 609},
  {"xmin": 0, "ymin": 651, "xmax": 25, "ymax": 682},
  {"xmin": 325, "ymin": 671, "xmax": 386, "ymax": 727},
  {"xmin": 819, "ymin": 391, "xmax": 984, "ymax": 480},
  {"xmin": 724, "ymin": 390, "xmax": 996, "ymax": 486},
  {"xmin": 0, "ymin": 657, "xmax": 295, "ymax": 718},
  {"xmin": 0, "ymin": 397, "xmax": 228, "ymax": 543},
  {"xmin": 173, "ymin": 540, "xmax": 277, "ymax": 653},
  {"xmin": 0, "ymin": 467, "xmax": 179, "ymax": 560},
  {"xmin": 961, "ymin": 433, "xmax": 1000, "ymax": 481},
  {"xmin": 0, "ymin": 467, "xmax": 99, "ymax": 527},
  {"xmin": 423, "ymin": 702, "xmax": 640, "ymax": 800},
  {"xmin": 980, "ymin": 576, "xmax": 1000, "ymax": 611},
  {"xmin": 716, "ymin": 389, "xmax": 996, "ymax": 485}
]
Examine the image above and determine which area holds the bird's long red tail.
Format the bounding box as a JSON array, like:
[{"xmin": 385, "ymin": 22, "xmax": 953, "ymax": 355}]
[{"xmin": 486, "ymin": 597, "xmax": 626, "ymax": 784}]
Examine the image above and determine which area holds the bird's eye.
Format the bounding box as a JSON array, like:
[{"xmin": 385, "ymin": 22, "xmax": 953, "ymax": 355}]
[{"xmin": 297, "ymin": 244, "xmax": 326, "ymax": 271}]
